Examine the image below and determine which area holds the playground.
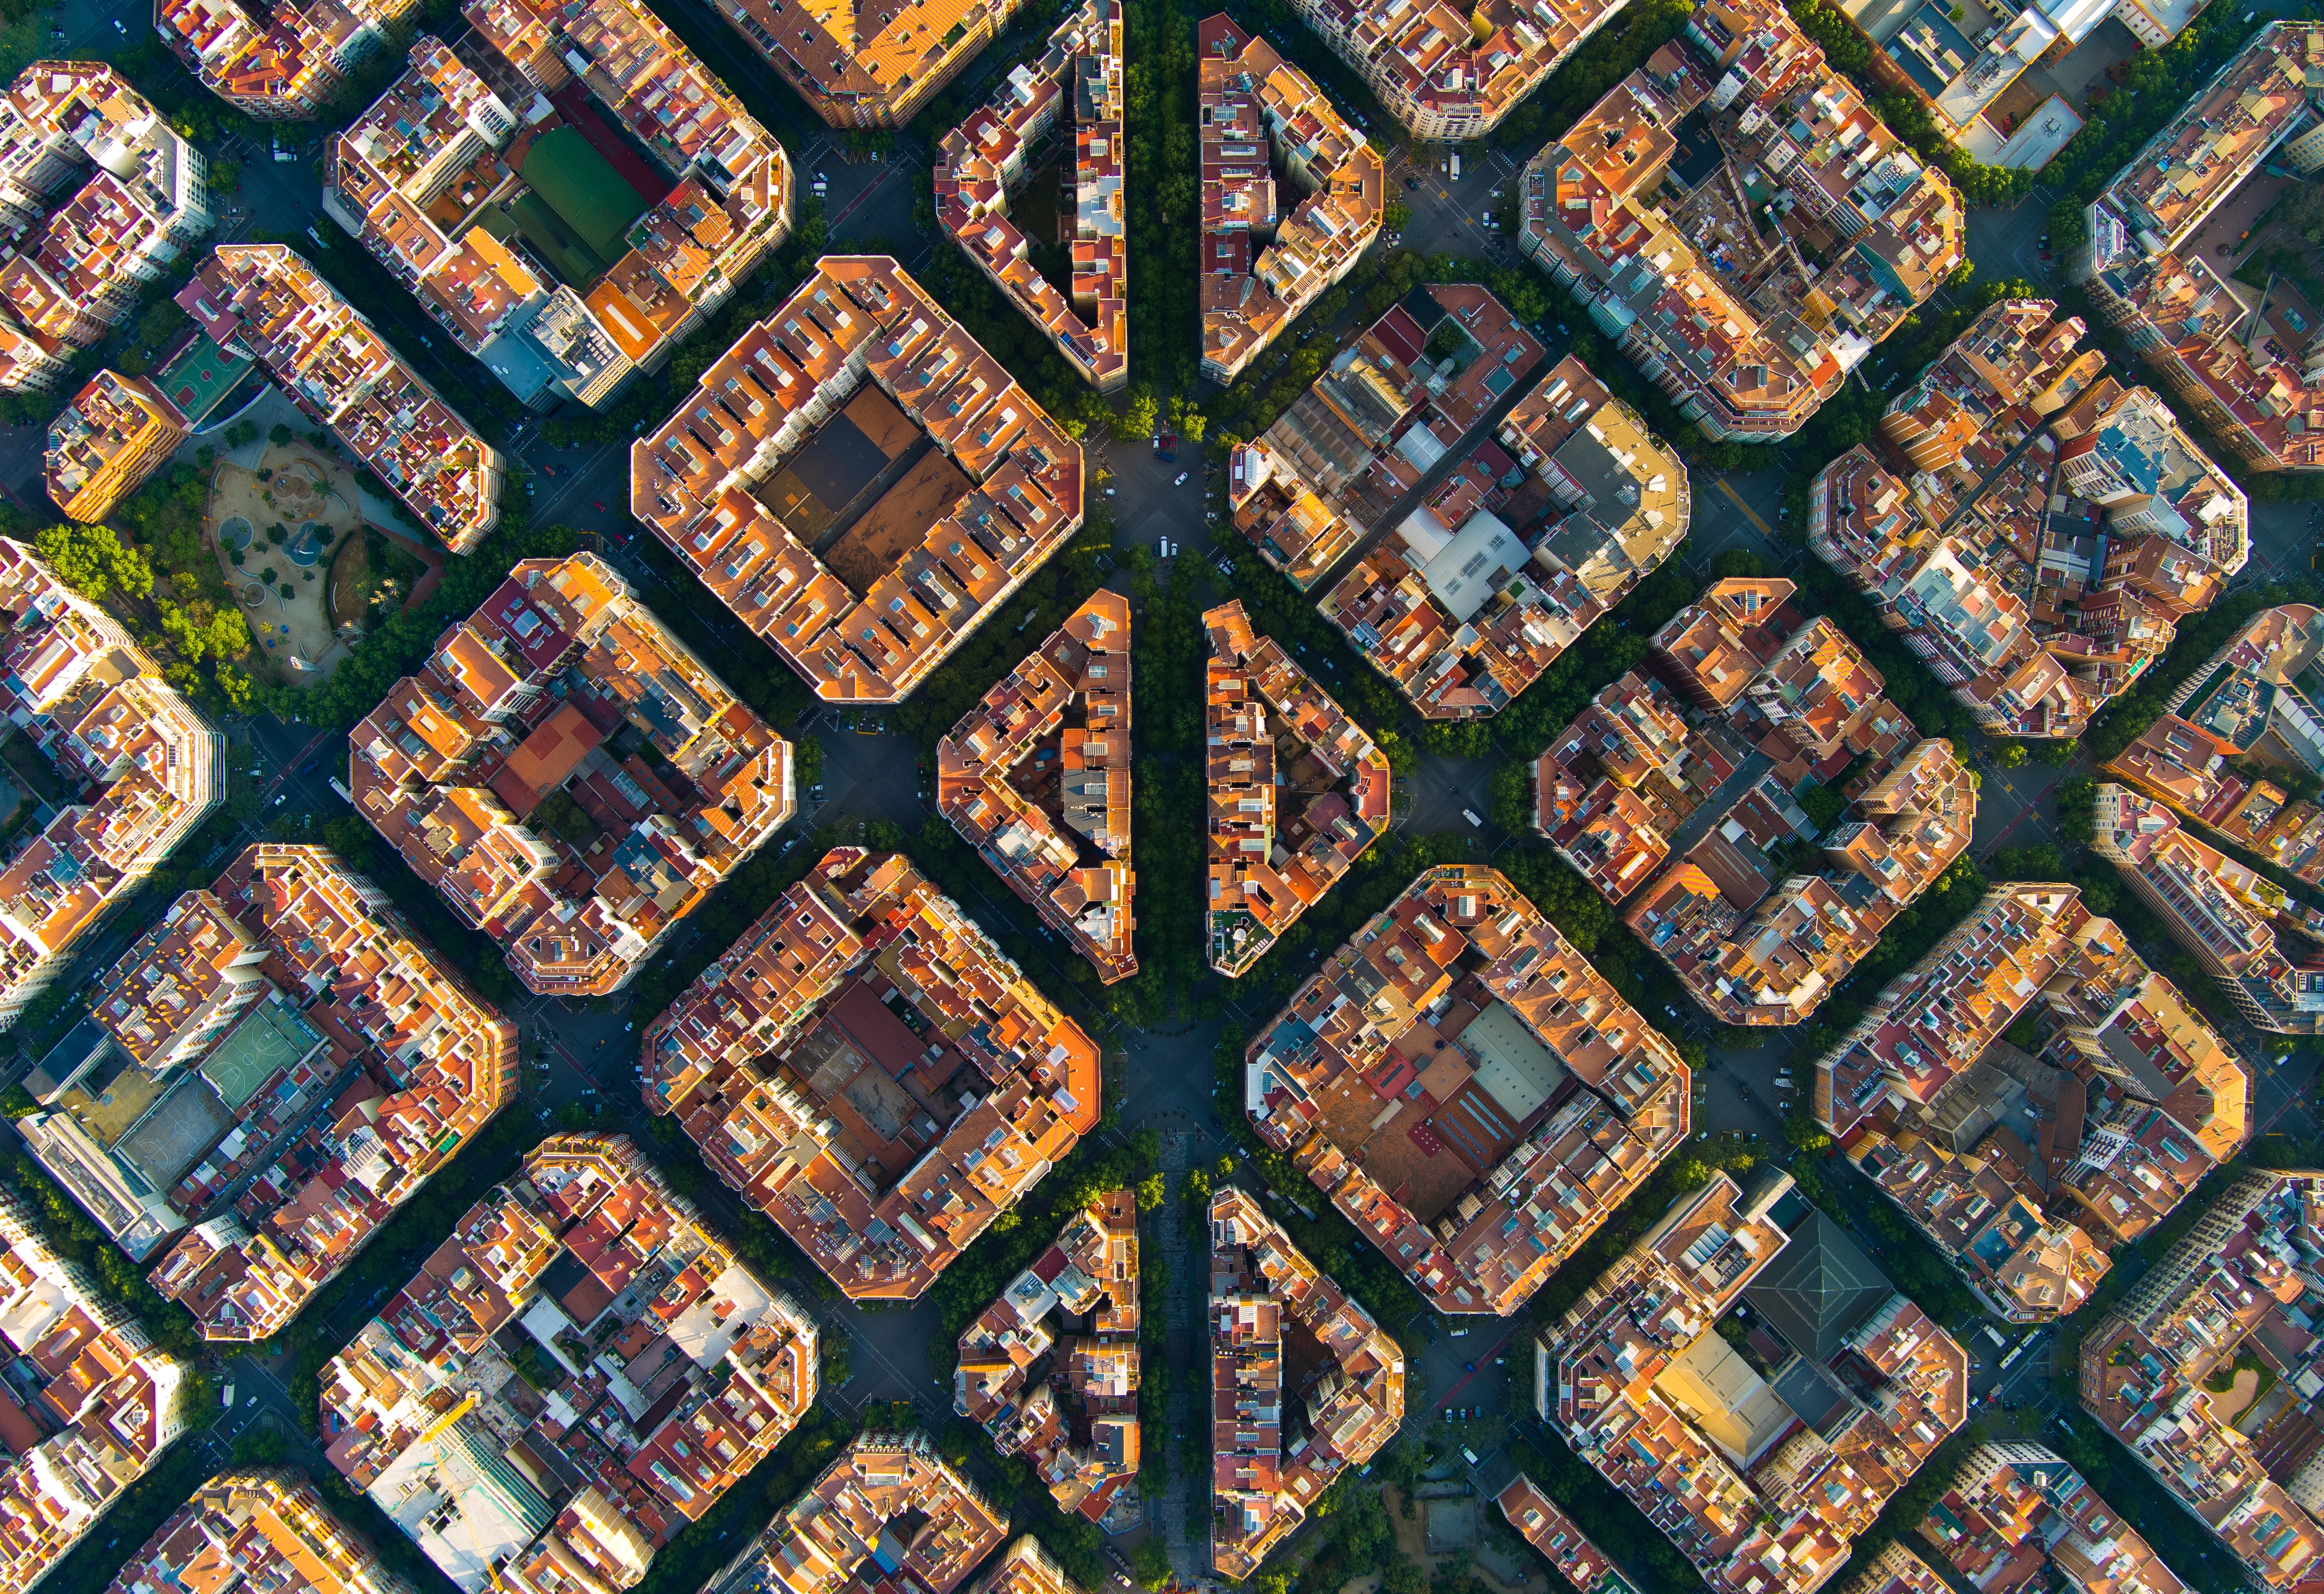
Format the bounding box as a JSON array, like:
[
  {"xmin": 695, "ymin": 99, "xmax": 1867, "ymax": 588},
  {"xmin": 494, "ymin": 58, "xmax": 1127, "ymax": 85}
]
[{"xmin": 204, "ymin": 440, "xmax": 365, "ymax": 684}]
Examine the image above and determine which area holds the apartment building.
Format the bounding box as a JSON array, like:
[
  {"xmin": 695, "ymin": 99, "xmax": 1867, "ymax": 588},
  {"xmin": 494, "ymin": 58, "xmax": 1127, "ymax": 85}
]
[
  {"xmin": 936, "ymin": 0, "xmax": 1125, "ymax": 393},
  {"xmin": 157, "ymin": 0, "xmax": 418, "ymax": 118},
  {"xmin": 137, "ymin": 844, "xmax": 516, "ymax": 1341},
  {"xmin": 702, "ymin": 1433, "xmax": 1008, "ymax": 1594},
  {"xmin": 2103, "ymin": 605, "xmax": 2324, "ymax": 894},
  {"xmin": 0, "ymin": 1187, "xmax": 189, "ymax": 1594},
  {"xmin": 0, "ymin": 64, "xmax": 209, "ymax": 394},
  {"xmin": 179, "ymin": 245, "xmax": 504, "ymax": 552},
  {"xmin": 938, "ymin": 590, "xmax": 1134, "ymax": 983},
  {"xmin": 640, "ymin": 846, "xmax": 1101, "ymax": 1300},
  {"xmin": 348, "ymin": 553, "xmax": 793, "ymax": 997},
  {"xmin": 2092, "ymin": 783, "xmax": 2324, "ymax": 1031},
  {"xmin": 1277, "ymin": 0, "xmax": 1630, "ymax": 139},
  {"xmin": 1233, "ymin": 284, "xmax": 1550, "ymax": 592},
  {"xmin": 1917, "ymin": 1443, "xmax": 2191, "ymax": 1592},
  {"xmin": 954, "ymin": 1190, "xmax": 1139, "ymax": 1524},
  {"xmin": 1836, "ymin": 1543, "xmax": 1953, "ymax": 1594},
  {"xmin": 319, "ymin": 1134, "xmax": 818, "ymax": 1594},
  {"xmin": 1810, "ymin": 299, "xmax": 2246, "ymax": 739},
  {"xmin": 104, "ymin": 1468, "xmax": 418, "ymax": 1594},
  {"xmin": 1204, "ymin": 598, "xmax": 1392, "ymax": 976},
  {"xmin": 1536, "ymin": 1169, "xmax": 1971, "ymax": 1594},
  {"xmin": 1532, "ymin": 578, "xmax": 1974, "ymax": 1025},
  {"xmin": 0, "ymin": 540, "xmax": 221, "ymax": 1031},
  {"xmin": 1246, "ymin": 863, "xmax": 1690, "ymax": 1315},
  {"xmin": 1198, "ymin": 14, "xmax": 1383, "ymax": 384},
  {"xmin": 44, "ymin": 370, "xmax": 187, "ymax": 522},
  {"xmin": 1886, "ymin": 0, "xmax": 2205, "ymax": 165},
  {"xmin": 967, "ymin": 1538, "xmax": 1089, "ymax": 1594},
  {"xmin": 1496, "ymin": 1473, "xmax": 1643, "ymax": 1594},
  {"xmin": 631, "ymin": 255, "xmax": 1084, "ymax": 704},
  {"xmin": 327, "ymin": 12, "xmax": 792, "ymax": 412},
  {"xmin": 2073, "ymin": 25, "xmax": 2324, "ymax": 473},
  {"xmin": 14, "ymin": 890, "xmax": 270, "ymax": 1260},
  {"xmin": 1209, "ymin": 1188, "xmax": 1403, "ymax": 1579},
  {"xmin": 712, "ymin": 0, "xmax": 1027, "ymax": 127},
  {"xmin": 1815, "ymin": 881, "xmax": 2248, "ymax": 1320},
  {"xmin": 2077, "ymin": 1170, "xmax": 2324, "ymax": 1587},
  {"xmin": 1519, "ymin": 0, "xmax": 1963, "ymax": 441},
  {"xmin": 1320, "ymin": 352, "xmax": 1687, "ymax": 718}
]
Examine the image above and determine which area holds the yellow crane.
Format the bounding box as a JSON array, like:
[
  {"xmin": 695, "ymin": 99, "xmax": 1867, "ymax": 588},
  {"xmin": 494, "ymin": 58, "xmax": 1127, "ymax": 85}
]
[{"xmin": 417, "ymin": 1393, "xmax": 509, "ymax": 1590}]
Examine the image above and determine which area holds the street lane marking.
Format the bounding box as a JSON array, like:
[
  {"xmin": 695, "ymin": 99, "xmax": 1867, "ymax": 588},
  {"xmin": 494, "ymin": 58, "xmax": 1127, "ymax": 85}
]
[{"xmin": 1716, "ymin": 475, "xmax": 1775, "ymax": 538}]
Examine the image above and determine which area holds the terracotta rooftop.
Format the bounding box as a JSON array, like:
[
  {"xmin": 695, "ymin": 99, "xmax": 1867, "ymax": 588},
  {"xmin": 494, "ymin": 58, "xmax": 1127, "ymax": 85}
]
[
  {"xmin": 1519, "ymin": 0, "xmax": 1963, "ymax": 442},
  {"xmin": 1246, "ymin": 862, "xmax": 1690, "ymax": 1314},
  {"xmin": 350, "ymin": 553, "xmax": 793, "ymax": 997},
  {"xmin": 319, "ymin": 1133, "xmax": 819, "ymax": 1592},
  {"xmin": 1205, "ymin": 599, "xmax": 1391, "ymax": 975},
  {"xmin": 938, "ymin": 590, "xmax": 1134, "ymax": 983},
  {"xmin": 629, "ymin": 255, "xmax": 1083, "ymax": 704},
  {"xmin": 640, "ymin": 847, "xmax": 1100, "ymax": 1300},
  {"xmin": 1209, "ymin": 1187, "xmax": 1403, "ymax": 1579}
]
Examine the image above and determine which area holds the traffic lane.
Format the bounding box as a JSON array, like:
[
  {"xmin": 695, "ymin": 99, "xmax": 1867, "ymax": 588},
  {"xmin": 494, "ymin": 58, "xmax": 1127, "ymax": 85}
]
[
  {"xmin": 0, "ymin": 424, "xmax": 44, "ymax": 512},
  {"xmin": 1117, "ymin": 1016, "xmax": 1230, "ymax": 1133},
  {"xmin": 1402, "ymin": 751, "xmax": 1500, "ymax": 835},
  {"xmin": 1387, "ymin": 163, "xmax": 1504, "ymax": 260},
  {"xmin": 1103, "ymin": 440, "xmax": 1209, "ymax": 558},
  {"xmin": 2245, "ymin": 496, "xmax": 2312, "ymax": 577},
  {"xmin": 817, "ymin": 157, "xmax": 922, "ymax": 252},
  {"xmin": 1964, "ymin": 192, "xmax": 2051, "ymax": 287},
  {"xmin": 1970, "ymin": 755, "xmax": 2069, "ymax": 856},
  {"xmin": 813, "ymin": 726, "xmax": 926, "ymax": 826},
  {"xmin": 2252, "ymin": 1045, "xmax": 2318, "ymax": 1141}
]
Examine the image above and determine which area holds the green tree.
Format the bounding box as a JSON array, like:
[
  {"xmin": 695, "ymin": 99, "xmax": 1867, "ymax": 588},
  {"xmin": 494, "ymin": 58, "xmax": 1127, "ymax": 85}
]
[
  {"xmin": 268, "ymin": 424, "xmax": 293, "ymax": 446},
  {"xmin": 34, "ymin": 524, "xmax": 154, "ymax": 601},
  {"xmin": 1135, "ymin": 1171, "xmax": 1166, "ymax": 1211},
  {"xmin": 1130, "ymin": 1539, "xmax": 1171, "ymax": 1589},
  {"xmin": 1118, "ymin": 385, "xmax": 1160, "ymax": 443}
]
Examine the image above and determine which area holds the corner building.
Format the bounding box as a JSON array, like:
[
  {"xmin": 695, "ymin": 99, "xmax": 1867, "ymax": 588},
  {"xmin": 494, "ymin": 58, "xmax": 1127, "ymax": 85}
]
[
  {"xmin": 1244, "ymin": 863, "xmax": 1691, "ymax": 1315},
  {"xmin": 2073, "ymin": 24, "xmax": 2324, "ymax": 472},
  {"xmin": 1537, "ymin": 1170, "xmax": 1971, "ymax": 1594},
  {"xmin": 1518, "ymin": 0, "xmax": 1963, "ymax": 441},
  {"xmin": 104, "ymin": 1468, "xmax": 418, "ymax": 1594},
  {"xmin": 0, "ymin": 539, "xmax": 220, "ymax": 1031},
  {"xmin": 0, "ymin": 64, "xmax": 211, "ymax": 394},
  {"xmin": 0, "ymin": 1187, "xmax": 189, "ymax": 1594}
]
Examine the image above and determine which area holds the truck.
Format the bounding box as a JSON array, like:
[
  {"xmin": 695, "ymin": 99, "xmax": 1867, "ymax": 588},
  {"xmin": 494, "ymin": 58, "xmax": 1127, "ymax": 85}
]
[
  {"xmin": 1462, "ymin": 808, "xmax": 1485, "ymax": 828},
  {"xmin": 220, "ymin": 1383, "xmax": 234, "ymax": 1409},
  {"xmin": 1450, "ymin": 152, "xmax": 1461, "ymax": 180}
]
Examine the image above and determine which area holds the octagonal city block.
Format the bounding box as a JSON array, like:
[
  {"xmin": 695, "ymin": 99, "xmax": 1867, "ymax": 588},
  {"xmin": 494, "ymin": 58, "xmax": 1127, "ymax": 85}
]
[
  {"xmin": 318, "ymin": 1133, "xmax": 819, "ymax": 1594},
  {"xmin": 641, "ymin": 846, "xmax": 1100, "ymax": 1300},
  {"xmin": 1247, "ymin": 863, "xmax": 1689, "ymax": 1315},
  {"xmin": 348, "ymin": 552, "xmax": 794, "ymax": 998},
  {"xmin": 631, "ymin": 255, "xmax": 1084, "ymax": 704}
]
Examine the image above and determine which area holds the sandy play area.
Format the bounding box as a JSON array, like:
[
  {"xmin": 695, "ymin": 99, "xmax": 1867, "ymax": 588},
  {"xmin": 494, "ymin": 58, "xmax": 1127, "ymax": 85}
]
[{"xmin": 207, "ymin": 443, "xmax": 365, "ymax": 683}]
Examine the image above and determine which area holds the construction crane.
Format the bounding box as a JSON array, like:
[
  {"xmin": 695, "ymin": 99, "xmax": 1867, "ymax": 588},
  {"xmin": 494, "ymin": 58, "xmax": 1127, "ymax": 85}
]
[{"xmin": 419, "ymin": 1394, "xmax": 511, "ymax": 1592}]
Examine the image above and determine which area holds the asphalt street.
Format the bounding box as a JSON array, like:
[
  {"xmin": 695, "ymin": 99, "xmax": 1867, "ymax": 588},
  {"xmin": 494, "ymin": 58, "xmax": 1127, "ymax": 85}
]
[{"xmin": 7, "ymin": 9, "xmax": 2324, "ymax": 1589}]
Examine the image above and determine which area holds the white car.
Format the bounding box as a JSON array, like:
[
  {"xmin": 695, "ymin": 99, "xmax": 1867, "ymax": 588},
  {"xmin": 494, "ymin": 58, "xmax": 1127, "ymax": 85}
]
[{"xmin": 1174, "ymin": 472, "xmax": 1189, "ymax": 486}]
